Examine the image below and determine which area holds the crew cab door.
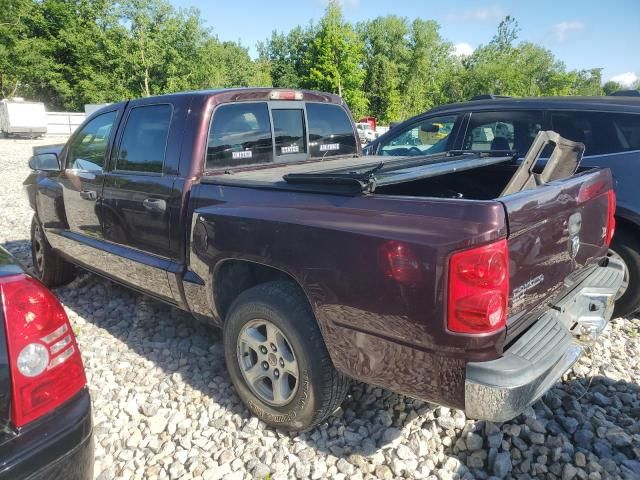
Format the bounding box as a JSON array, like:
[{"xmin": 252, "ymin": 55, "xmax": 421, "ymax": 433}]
[
  {"xmin": 50, "ymin": 107, "xmax": 122, "ymax": 262},
  {"xmin": 99, "ymin": 98, "xmax": 188, "ymax": 303}
]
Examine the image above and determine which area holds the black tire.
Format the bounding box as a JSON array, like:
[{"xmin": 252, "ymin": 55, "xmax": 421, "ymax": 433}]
[
  {"xmin": 31, "ymin": 215, "xmax": 75, "ymax": 287},
  {"xmin": 610, "ymin": 226, "xmax": 640, "ymax": 317},
  {"xmin": 223, "ymin": 281, "xmax": 350, "ymax": 431}
]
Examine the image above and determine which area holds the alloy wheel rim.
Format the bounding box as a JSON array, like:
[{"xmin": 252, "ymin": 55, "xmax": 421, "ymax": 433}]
[
  {"xmin": 607, "ymin": 248, "xmax": 629, "ymax": 299},
  {"xmin": 236, "ymin": 319, "xmax": 299, "ymax": 406},
  {"xmin": 33, "ymin": 223, "xmax": 44, "ymax": 273}
]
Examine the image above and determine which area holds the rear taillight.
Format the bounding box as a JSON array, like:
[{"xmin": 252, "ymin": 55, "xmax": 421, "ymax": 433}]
[
  {"xmin": 0, "ymin": 274, "xmax": 86, "ymax": 428},
  {"xmin": 447, "ymin": 239, "xmax": 509, "ymax": 334},
  {"xmin": 606, "ymin": 189, "xmax": 616, "ymax": 247}
]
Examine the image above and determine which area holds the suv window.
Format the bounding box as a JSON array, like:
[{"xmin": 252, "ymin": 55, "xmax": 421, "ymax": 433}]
[
  {"xmin": 379, "ymin": 115, "xmax": 457, "ymax": 156},
  {"xmin": 551, "ymin": 111, "xmax": 640, "ymax": 156},
  {"xmin": 67, "ymin": 111, "xmax": 117, "ymax": 171},
  {"xmin": 462, "ymin": 111, "xmax": 543, "ymax": 154},
  {"xmin": 273, "ymin": 109, "xmax": 306, "ymax": 156},
  {"xmin": 306, "ymin": 103, "xmax": 357, "ymax": 157},
  {"xmin": 116, "ymin": 104, "xmax": 172, "ymax": 173},
  {"xmin": 207, "ymin": 102, "xmax": 273, "ymax": 169}
]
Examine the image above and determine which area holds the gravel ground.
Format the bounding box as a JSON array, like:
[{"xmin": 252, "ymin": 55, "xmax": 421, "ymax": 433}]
[{"xmin": 1, "ymin": 137, "xmax": 639, "ymax": 480}]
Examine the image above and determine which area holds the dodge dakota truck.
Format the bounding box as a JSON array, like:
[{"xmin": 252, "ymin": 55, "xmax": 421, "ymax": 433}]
[{"xmin": 24, "ymin": 88, "xmax": 624, "ymax": 431}]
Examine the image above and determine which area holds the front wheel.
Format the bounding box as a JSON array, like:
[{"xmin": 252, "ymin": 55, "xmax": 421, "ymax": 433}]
[
  {"xmin": 31, "ymin": 215, "xmax": 75, "ymax": 287},
  {"xmin": 609, "ymin": 227, "xmax": 640, "ymax": 318},
  {"xmin": 223, "ymin": 281, "xmax": 349, "ymax": 431}
]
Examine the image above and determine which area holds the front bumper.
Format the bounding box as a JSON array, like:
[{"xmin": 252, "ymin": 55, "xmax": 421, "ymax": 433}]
[
  {"xmin": 0, "ymin": 388, "xmax": 93, "ymax": 480},
  {"xmin": 464, "ymin": 258, "xmax": 625, "ymax": 422}
]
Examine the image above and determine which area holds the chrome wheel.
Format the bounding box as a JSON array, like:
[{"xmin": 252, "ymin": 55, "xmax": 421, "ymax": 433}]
[
  {"xmin": 236, "ymin": 319, "xmax": 299, "ymax": 406},
  {"xmin": 32, "ymin": 222, "xmax": 45, "ymax": 274},
  {"xmin": 608, "ymin": 248, "xmax": 629, "ymax": 300}
]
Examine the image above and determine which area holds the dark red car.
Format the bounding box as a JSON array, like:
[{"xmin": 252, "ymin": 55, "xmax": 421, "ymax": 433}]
[
  {"xmin": 0, "ymin": 247, "xmax": 92, "ymax": 479},
  {"xmin": 24, "ymin": 88, "xmax": 623, "ymax": 431}
]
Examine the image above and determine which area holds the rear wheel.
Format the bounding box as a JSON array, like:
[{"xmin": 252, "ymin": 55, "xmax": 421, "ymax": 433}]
[
  {"xmin": 223, "ymin": 281, "xmax": 349, "ymax": 431},
  {"xmin": 609, "ymin": 226, "xmax": 640, "ymax": 318},
  {"xmin": 31, "ymin": 215, "xmax": 75, "ymax": 287}
]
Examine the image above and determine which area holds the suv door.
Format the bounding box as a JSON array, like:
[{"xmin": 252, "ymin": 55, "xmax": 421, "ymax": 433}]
[
  {"xmin": 100, "ymin": 98, "xmax": 188, "ymax": 303},
  {"xmin": 49, "ymin": 108, "xmax": 121, "ymax": 262}
]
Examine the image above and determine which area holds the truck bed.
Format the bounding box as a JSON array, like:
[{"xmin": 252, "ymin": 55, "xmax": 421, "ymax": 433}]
[{"xmin": 201, "ymin": 153, "xmax": 514, "ymax": 194}]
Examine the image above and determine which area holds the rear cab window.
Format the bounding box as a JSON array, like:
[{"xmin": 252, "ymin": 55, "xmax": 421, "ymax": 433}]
[{"xmin": 205, "ymin": 101, "xmax": 357, "ymax": 171}]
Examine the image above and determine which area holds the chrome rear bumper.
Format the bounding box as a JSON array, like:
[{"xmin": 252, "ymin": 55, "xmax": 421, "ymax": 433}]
[{"xmin": 464, "ymin": 258, "xmax": 625, "ymax": 422}]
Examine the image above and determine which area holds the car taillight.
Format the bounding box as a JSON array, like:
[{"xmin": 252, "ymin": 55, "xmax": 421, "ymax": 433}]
[
  {"xmin": 447, "ymin": 239, "xmax": 509, "ymax": 334},
  {"xmin": 606, "ymin": 189, "xmax": 616, "ymax": 247},
  {"xmin": 0, "ymin": 274, "xmax": 86, "ymax": 428}
]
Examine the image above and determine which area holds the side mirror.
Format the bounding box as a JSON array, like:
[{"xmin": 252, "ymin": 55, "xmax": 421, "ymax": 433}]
[
  {"xmin": 28, "ymin": 153, "xmax": 59, "ymax": 171},
  {"xmin": 420, "ymin": 123, "xmax": 439, "ymax": 133}
]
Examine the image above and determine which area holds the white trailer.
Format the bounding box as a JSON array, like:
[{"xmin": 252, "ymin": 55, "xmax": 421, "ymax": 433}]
[{"xmin": 0, "ymin": 99, "xmax": 47, "ymax": 137}]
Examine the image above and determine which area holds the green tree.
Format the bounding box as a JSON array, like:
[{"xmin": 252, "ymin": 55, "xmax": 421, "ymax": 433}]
[
  {"xmin": 304, "ymin": 1, "xmax": 367, "ymax": 116},
  {"xmin": 461, "ymin": 16, "xmax": 583, "ymax": 99},
  {"xmin": 0, "ymin": 0, "xmax": 54, "ymax": 99},
  {"xmin": 401, "ymin": 19, "xmax": 456, "ymax": 118},
  {"xmin": 603, "ymin": 80, "xmax": 623, "ymax": 95},
  {"xmin": 359, "ymin": 15, "xmax": 409, "ymax": 122},
  {"xmin": 257, "ymin": 26, "xmax": 313, "ymax": 88}
]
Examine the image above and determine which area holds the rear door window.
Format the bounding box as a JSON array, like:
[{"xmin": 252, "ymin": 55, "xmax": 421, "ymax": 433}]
[
  {"xmin": 551, "ymin": 111, "xmax": 640, "ymax": 156},
  {"xmin": 378, "ymin": 115, "xmax": 458, "ymax": 156},
  {"xmin": 462, "ymin": 111, "xmax": 543, "ymax": 154},
  {"xmin": 306, "ymin": 103, "xmax": 358, "ymax": 157},
  {"xmin": 207, "ymin": 103, "xmax": 273, "ymax": 169},
  {"xmin": 115, "ymin": 104, "xmax": 172, "ymax": 174},
  {"xmin": 272, "ymin": 109, "xmax": 306, "ymax": 156}
]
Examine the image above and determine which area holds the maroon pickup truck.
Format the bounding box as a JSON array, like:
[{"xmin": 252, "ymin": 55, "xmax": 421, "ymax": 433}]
[{"xmin": 24, "ymin": 88, "xmax": 624, "ymax": 431}]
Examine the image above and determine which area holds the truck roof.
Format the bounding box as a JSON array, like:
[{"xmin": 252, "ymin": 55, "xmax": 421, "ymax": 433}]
[{"xmin": 95, "ymin": 88, "xmax": 346, "ymax": 115}]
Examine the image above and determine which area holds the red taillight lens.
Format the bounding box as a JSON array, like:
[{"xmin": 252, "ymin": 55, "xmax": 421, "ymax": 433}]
[
  {"xmin": 382, "ymin": 241, "xmax": 422, "ymax": 283},
  {"xmin": 448, "ymin": 239, "xmax": 509, "ymax": 334},
  {"xmin": 0, "ymin": 274, "xmax": 86, "ymax": 428},
  {"xmin": 606, "ymin": 189, "xmax": 616, "ymax": 247}
]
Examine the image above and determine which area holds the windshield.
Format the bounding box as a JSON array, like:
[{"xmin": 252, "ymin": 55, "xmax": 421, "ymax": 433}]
[{"xmin": 379, "ymin": 115, "xmax": 457, "ymax": 156}]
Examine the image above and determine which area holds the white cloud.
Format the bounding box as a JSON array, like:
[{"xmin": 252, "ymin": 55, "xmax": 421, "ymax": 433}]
[
  {"xmin": 453, "ymin": 42, "xmax": 475, "ymax": 57},
  {"xmin": 447, "ymin": 6, "xmax": 506, "ymax": 22},
  {"xmin": 551, "ymin": 21, "xmax": 584, "ymax": 43},
  {"xmin": 610, "ymin": 72, "xmax": 639, "ymax": 87}
]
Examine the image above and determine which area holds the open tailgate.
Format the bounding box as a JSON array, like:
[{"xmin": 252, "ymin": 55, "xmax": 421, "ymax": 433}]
[{"xmin": 501, "ymin": 167, "xmax": 614, "ymax": 338}]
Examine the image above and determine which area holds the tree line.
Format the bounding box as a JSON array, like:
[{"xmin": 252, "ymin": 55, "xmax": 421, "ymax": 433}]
[{"xmin": 1, "ymin": 0, "xmax": 634, "ymax": 122}]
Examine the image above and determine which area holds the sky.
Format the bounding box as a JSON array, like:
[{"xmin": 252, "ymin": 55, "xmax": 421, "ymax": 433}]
[{"xmin": 170, "ymin": 0, "xmax": 640, "ymax": 86}]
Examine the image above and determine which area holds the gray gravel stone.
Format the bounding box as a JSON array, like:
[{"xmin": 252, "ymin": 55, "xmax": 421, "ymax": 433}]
[
  {"xmin": 492, "ymin": 452, "xmax": 512, "ymax": 478},
  {"xmin": 466, "ymin": 432, "xmax": 484, "ymax": 451}
]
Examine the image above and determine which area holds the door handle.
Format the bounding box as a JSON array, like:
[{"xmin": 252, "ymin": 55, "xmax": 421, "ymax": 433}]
[
  {"xmin": 142, "ymin": 198, "xmax": 166, "ymax": 212},
  {"xmin": 79, "ymin": 190, "xmax": 97, "ymax": 201}
]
